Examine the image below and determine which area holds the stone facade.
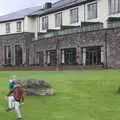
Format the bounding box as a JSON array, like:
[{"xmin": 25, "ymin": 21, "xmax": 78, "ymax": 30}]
[
  {"xmin": 30, "ymin": 28, "xmax": 120, "ymax": 69},
  {"xmin": 0, "ymin": 32, "xmax": 34, "ymax": 65},
  {"xmin": 0, "ymin": 28, "xmax": 120, "ymax": 69}
]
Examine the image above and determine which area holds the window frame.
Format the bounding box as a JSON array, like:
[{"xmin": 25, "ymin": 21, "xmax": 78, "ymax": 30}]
[
  {"xmin": 16, "ymin": 21, "xmax": 22, "ymax": 32},
  {"xmin": 42, "ymin": 16, "xmax": 48, "ymax": 30},
  {"xmin": 87, "ymin": 2, "xmax": 97, "ymax": 20},
  {"xmin": 70, "ymin": 7, "xmax": 79, "ymax": 24},
  {"xmin": 4, "ymin": 45, "xmax": 11, "ymax": 65},
  {"xmin": 82, "ymin": 46, "xmax": 101, "ymax": 65},
  {"xmin": 6, "ymin": 23, "xmax": 11, "ymax": 33},
  {"xmin": 61, "ymin": 48, "xmax": 76, "ymax": 65},
  {"xmin": 109, "ymin": 0, "xmax": 120, "ymax": 14},
  {"xmin": 55, "ymin": 12, "xmax": 62, "ymax": 28}
]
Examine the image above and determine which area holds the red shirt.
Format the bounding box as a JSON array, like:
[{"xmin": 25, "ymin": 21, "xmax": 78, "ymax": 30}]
[{"xmin": 7, "ymin": 86, "xmax": 24, "ymax": 102}]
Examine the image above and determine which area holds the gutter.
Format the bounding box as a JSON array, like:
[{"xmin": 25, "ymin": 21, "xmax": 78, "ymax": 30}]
[
  {"xmin": 105, "ymin": 30, "xmax": 108, "ymax": 69},
  {"xmin": 29, "ymin": 0, "xmax": 96, "ymax": 17},
  {"xmin": 0, "ymin": 18, "xmax": 24, "ymax": 24}
]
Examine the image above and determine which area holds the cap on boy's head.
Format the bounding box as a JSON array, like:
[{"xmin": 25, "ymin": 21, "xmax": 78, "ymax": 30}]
[{"xmin": 9, "ymin": 79, "xmax": 13, "ymax": 83}]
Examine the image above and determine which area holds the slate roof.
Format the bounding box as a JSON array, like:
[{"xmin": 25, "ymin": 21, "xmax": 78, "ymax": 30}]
[
  {"xmin": 0, "ymin": 6, "xmax": 42, "ymax": 23},
  {"xmin": 0, "ymin": 0, "xmax": 94, "ymax": 22},
  {"xmin": 30, "ymin": 0, "xmax": 94, "ymax": 16}
]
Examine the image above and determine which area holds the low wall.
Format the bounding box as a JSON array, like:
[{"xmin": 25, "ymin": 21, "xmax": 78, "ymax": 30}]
[{"xmin": 0, "ymin": 65, "xmax": 105, "ymax": 71}]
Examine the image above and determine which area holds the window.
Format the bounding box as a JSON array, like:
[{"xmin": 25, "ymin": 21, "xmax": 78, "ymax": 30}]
[
  {"xmin": 16, "ymin": 21, "xmax": 22, "ymax": 32},
  {"xmin": 82, "ymin": 46, "xmax": 101, "ymax": 65},
  {"xmin": 6, "ymin": 23, "xmax": 10, "ymax": 33},
  {"xmin": 4, "ymin": 45, "xmax": 11, "ymax": 65},
  {"xmin": 61, "ymin": 48, "xmax": 76, "ymax": 65},
  {"xmin": 15, "ymin": 45, "xmax": 23, "ymax": 65},
  {"xmin": 70, "ymin": 8, "xmax": 78, "ymax": 24},
  {"xmin": 87, "ymin": 3, "xmax": 97, "ymax": 19},
  {"xmin": 47, "ymin": 50, "xmax": 57, "ymax": 65},
  {"xmin": 36, "ymin": 52, "xmax": 44, "ymax": 66},
  {"xmin": 42, "ymin": 16, "xmax": 48, "ymax": 30},
  {"xmin": 55, "ymin": 12, "xmax": 62, "ymax": 27},
  {"xmin": 109, "ymin": 0, "xmax": 120, "ymax": 14}
]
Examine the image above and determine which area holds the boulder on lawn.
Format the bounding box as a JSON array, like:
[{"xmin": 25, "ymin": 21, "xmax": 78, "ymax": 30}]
[{"xmin": 19, "ymin": 79, "xmax": 54, "ymax": 96}]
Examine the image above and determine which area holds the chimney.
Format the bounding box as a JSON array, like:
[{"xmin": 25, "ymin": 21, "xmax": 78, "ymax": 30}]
[{"xmin": 45, "ymin": 2, "xmax": 52, "ymax": 9}]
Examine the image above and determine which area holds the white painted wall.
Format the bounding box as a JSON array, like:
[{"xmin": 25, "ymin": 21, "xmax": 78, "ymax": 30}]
[
  {"xmin": 62, "ymin": 9, "xmax": 70, "ymax": 26},
  {"xmin": 79, "ymin": 5, "xmax": 85, "ymax": 23},
  {"xmin": 34, "ymin": 17, "xmax": 40, "ymax": 39},
  {"xmin": 38, "ymin": 5, "xmax": 85, "ymax": 33},
  {"xmin": 38, "ymin": 0, "xmax": 120, "ymax": 32},
  {"xmin": 38, "ymin": 0, "xmax": 109, "ymax": 32},
  {"xmin": 48, "ymin": 14, "xmax": 55, "ymax": 29},
  {"xmin": 0, "ymin": 20, "xmax": 24, "ymax": 35},
  {"xmin": 24, "ymin": 16, "xmax": 36, "ymax": 33},
  {"xmin": 85, "ymin": 0, "xmax": 109, "ymax": 27},
  {"xmin": 1, "ymin": 0, "xmax": 120, "ymax": 36},
  {"xmin": 97, "ymin": 0, "xmax": 109, "ymax": 28}
]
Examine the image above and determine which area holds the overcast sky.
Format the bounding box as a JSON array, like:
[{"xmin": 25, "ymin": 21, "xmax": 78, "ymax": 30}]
[{"xmin": 0, "ymin": 0, "xmax": 58, "ymax": 15}]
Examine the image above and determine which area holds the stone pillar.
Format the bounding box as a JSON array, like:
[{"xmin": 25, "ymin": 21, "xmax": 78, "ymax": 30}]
[
  {"xmin": 29, "ymin": 44, "xmax": 34, "ymax": 65},
  {"xmin": 0, "ymin": 45, "xmax": 3, "ymax": 65},
  {"xmin": 26, "ymin": 48, "xmax": 29, "ymax": 65},
  {"xmin": 1, "ymin": 45, "xmax": 4, "ymax": 65},
  {"xmin": 76, "ymin": 46, "xmax": 81, "ymax": 65},
  {"xmin": 47, "ymin": 51, "xmax": 50, "ymax": 64},
  {"xmin": 57, "ymin": 49, "xmax": 61, "ymax": 65},
  {"xmin": 61, "ymin": 49, "xmax": 64, "ymax": 64},
  {"xmin": 82, "ymin": 48, "xmax": 86, "ymax": 66},
  {"xmin": 56, "ymin": 49, "xmax": 61, "ymax": 71},
  {"xmin": 43, "ymin": 51, "xmax": 47, "ymax": 65},
  {"xmin": 101, "ymin": 47, "xmax": 104, "ymax": 64},
  {"xmin": 32, "ymin": 46, "xmax": 36, "ymax": 65},
  {"xmin": 22, "ymin": 45, "xmax": 26, "ymax": 64},
  {"xmin": 11, "ymin": 44, "xmax": 15, "ymax": 65},
  {"xmin": 2, "ymin": 45, "xmax": 5, "ymax": 64}
]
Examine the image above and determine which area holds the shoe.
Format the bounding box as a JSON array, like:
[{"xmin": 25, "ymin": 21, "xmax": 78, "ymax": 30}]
[
  {"xmin": 5, "ymin": 108, "xmax": 13, "ymax": 112},
  {"xmin": 17, "ymin": 118, "xmax": 23, "ymax": 120}
]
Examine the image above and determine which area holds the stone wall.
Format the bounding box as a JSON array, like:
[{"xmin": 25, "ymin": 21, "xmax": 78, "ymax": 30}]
[
  {"xmin": 31, "ymin": 30, "xmax": 106, "ymax": 66},
  {"xmin": 107, "ymin": 28, "xmax": 120, "ymax": 68},
  {"xmin": 31, "ymin": 28, "xmax": 120, "ymax": 69},
  {"xmin": 0, "ymin": 28, "xmax": 120, "ymax": 69},
  {"xmin": 0, "ymin": 32, "xmax": 34, "ymax": 65}
]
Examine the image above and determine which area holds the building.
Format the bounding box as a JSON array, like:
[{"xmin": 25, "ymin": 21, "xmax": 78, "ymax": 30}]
[{"xmin": 0, "ymin": 0, "xmax": 120, "ymax": 69}]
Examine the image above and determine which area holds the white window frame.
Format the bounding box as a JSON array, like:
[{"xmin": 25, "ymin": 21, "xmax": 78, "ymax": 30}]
[
  {"xmin": 70, "ymin": 7, "xmax": 79, "ymax": 24},
  {"xmin": 6, "ymin": 23, "xmax": 11, "ymax": 33},
  {"xmin": 16, "ymin": 21, "xmax": 22, "ymax": 32},
  {"xmin": 42, "ymin": 16, "xmax": 48, "ymax": 30},
  {"xmin": 109, "ymin": 0, "xmax": 120, "ymax": 14},
  {"xmin": 55, "ymin": 12, "xmax": 62, "ymax": 28},
  {"xmin": 87, "ymin": 2, "xmax": 97, "ymax": 19}
]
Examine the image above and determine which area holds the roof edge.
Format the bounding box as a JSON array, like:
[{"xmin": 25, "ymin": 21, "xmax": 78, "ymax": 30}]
[
  {"xmin": 30, "ymin": 0, "xmax": 95, "ymax": 17},
  {"xmin": 0, "ymin": 18, "xmax": 24, "ymax": 23}
]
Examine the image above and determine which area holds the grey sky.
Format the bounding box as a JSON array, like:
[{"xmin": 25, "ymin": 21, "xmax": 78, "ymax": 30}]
[{"xmin": 0, "ymin": 0, "xmax": 58, "ymax": 15}]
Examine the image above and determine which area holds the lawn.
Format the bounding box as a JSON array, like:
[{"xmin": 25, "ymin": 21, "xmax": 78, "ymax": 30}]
[{"xmin": 0, "ymin": 70, "xmax": 120, "ymax": 120}]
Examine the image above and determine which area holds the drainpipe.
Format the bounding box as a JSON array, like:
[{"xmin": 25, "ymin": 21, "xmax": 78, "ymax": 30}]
[
  {"xmin": 84, "ymin": 4, "xmax": 86, "ymax": 22},
  {"xmin": 105, "ymin": 30, "xmax": 108, "ymax": 69},
  {"xmin": 23, "ymin": 20, "xmax": 24, "ymax": 32}
]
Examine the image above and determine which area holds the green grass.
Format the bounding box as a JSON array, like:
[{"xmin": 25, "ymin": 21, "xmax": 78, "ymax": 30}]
[{"xmin": 0, "ymin": 70, "xmax": 120, "ymax": 120}]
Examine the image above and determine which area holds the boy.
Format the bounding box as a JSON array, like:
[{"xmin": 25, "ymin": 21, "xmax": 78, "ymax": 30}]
[
  {"xmin": 6, "ymin": 81, "xmax": 24, "ymax": 120},
  {"xmin": 6, "ymin": 79, "xmax": 16, "ymax": 111}
]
